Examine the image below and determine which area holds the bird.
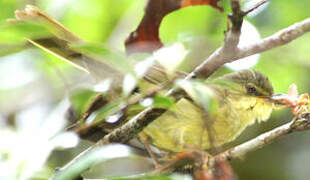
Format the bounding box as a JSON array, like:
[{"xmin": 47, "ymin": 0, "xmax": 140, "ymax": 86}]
[{"xmin": 142, "ymin": 69, "xmax": 275, "ymax": 152}]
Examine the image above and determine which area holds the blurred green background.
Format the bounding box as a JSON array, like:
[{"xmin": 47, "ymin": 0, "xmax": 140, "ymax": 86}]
[{"xmin": 0, "ymin": 0, "xmax": 310, "ymax": 179}]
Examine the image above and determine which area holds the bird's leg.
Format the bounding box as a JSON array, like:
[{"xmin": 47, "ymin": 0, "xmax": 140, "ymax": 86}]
[{"xmin": 138, "ymin": 133, "xmax": 163, "ymax": 169}]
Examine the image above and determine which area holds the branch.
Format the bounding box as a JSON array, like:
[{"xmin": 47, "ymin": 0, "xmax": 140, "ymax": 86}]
[
  {"xmin": 235, "ymin": 18, "xmax": 310, "ymax": 59},
  {"xmin": 196, "ymin": 17, "xmax": 310, "ymax": 78},
  {"xmin": 213, "ymin": 113, "xmax": 310, "ymax": 162}
]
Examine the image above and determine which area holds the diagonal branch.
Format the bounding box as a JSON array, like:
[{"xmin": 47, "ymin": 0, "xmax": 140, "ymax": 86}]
[
  {"xmin": 213, "ymin": 113, "xmax": 310, "ymax": 162},
  {"xmin": 196, "ymin": 17, "xmax": 310, "ymax": 78}
]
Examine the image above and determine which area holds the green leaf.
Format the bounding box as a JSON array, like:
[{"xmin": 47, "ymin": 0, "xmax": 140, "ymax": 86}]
[
  {"xmin": 0, "ymin": 44, "xmax": 28, "ymax": 57},
  {"xmin": 69, "ymin": 89, "xmax": 100, "ymax": 119},
  {"xmin": 0, "ymin": 21, "xmax": 51, "ymax": 43},
  {"xmin": 159, "ymin": 6, "xmax": 225, "ymax": 44},
  {"xmin": 89, "ymin": 102, "xmax": 122, "ymax": 125},
  {"xmin": 71, "ymin": 42, "xmax": 136, "ymax": 75},
  {"xmin": 152, "ymin": 95, "xmax": 176, "ymax": 109}
]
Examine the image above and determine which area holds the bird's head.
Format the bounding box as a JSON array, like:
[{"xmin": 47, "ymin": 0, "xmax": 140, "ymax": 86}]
[{"xmin": 212, "ymin": 69, "xmax": 274, "ymax": 99}]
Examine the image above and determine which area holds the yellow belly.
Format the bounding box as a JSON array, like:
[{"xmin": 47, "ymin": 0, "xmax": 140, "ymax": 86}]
[{"xmin": 142, "ymin": 95, "xmax": 273, "ymax": 152}]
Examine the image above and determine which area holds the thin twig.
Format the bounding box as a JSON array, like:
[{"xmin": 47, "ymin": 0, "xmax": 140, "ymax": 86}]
[{"xmin": 243, "ymin": 0, "xmax": 269, "ymax": 16}]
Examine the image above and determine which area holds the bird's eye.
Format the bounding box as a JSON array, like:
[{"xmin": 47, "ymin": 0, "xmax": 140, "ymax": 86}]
[{"xmin": 246, "ymin": 84, "xmax": 256, "ymax": 94}]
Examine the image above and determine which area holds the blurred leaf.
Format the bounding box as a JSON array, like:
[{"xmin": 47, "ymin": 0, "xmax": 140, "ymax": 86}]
[
  {"xmin": 176, "ymin": 79, "xmax": 218, "ymax": 114},
  {"xmin": 0, "ymin": 43, "xmax": 29, "ymax": 57},
  {"xmin": 152, "ymin": 95, "xmax": 176, "ymax": 109},
  {"xmin": 71, "ymin": 42, "xmax": 135, "ymax": 75},
  {"xmin": 125, "ymin": 0, "xmax": 223, "ymax": 54},
  {"xmin": 154, "ymin": 43, "xmax": 187, "ymax": 76},
  {"xmin": 0, "ymin": 0, "xmax": 19, "ymax": 21},
  {"xmin": 50, "ymin": 132, "xmax": 79, "ymax": 149},
  {"xmin": 13, "ymin": 5, "xmax": 81, "ymax": 42},
  {"xmin": 28, "ymin": 37, "xmax": 124, "ymax": 81},
  {"xmin": 122, "ymin": 74, "xmax": 138, "ymax": 97},
  {"xmin": 138, "ymin": 95, "xmax": 176, "ymax": 109},
  {"xmin": 93, "ymin": 79, "xmax": 113, "ymax": 93},
  {"xmin": 5, "ymin": 5, "xmax": 122, "ymax": 81},
  {"xmin": 87, "ymin": 102, "xmax": 122, "ymax": 125},
  {"xmin": 52, "ymin": 144, "xmax": 136, "ymax": 180},
  {"xmin": 134, "ymin": 56, "xmax": 156, "ymax": 78},
  {"xmin": 159, "ymin": 5, "xmax": 225, "ymax": 44},
  {"xmin": 69, "ymin": 89, "xmax": 100, "ymax": 119},
  {"xmin": 0, "ymin": 21, "xmax": 51, "ymax": 43}
]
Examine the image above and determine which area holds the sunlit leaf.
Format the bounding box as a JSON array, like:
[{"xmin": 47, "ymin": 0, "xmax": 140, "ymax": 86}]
[
  {"xmin": 71, "ymin": 42, "xmax": 135, "ymax": 75},
  {"xmin": 93, "ymin": 79, "xmax": 112, "ymax": 93},
  {"xmin": 7, "ymin": 5, "xmax": 125, "ymax": 82},
  {"xmin": 50, "ymin": 132, "xmax": 79, "ymax": 149},
  {"xmin": 123, "ymin": 74, "xmax": 138, "ymax": 97},
  {"xmin": 159, "ymin": 5, "xmax": 225, "ymax": 44},
  {"xmin": 152, "ymin": 95, "xmax": 176, "ymax": 109},
  {"xmin": 0, "ymin": 99, "xmax": 77, "ymax": 180},
  {"xmin": 13, "ymin": 5, "xmax": 81, "ymax": 42},
  {"xmin": 0, "ymin": 44, "xmax": 29, "ymax": 57},
  {"xmin": 134, "ymin": 56, "xmax": 156, "ymax": 78},
  {"xmin": 153, "ymin": 43, "xmax": 187, "ymax": 76},
  {"xmin": 0, "ymin": 21, "xmax": 50, "ymax": 43},
  {"xmin": 139, "ymin": 95, "xmax": 176, "ymax": 109},
  {"xmin": 41, "ymin": 98, "xmax": 72, "ymax": 138}
]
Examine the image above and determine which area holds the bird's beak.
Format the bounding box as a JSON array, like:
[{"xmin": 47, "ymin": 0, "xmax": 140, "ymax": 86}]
[{"xmin": 265, "ymin": 93, "xmax": 289, "ymax": 104}]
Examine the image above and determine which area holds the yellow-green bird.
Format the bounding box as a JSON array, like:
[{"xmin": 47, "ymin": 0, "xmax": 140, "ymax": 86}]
[
  {"xmin": 12, "ymin": 5, "xmax": 277, "ymax": 152},
  {"xmin": 143, "ymin": 69, "xmax": 275, "ymax": 152}
]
